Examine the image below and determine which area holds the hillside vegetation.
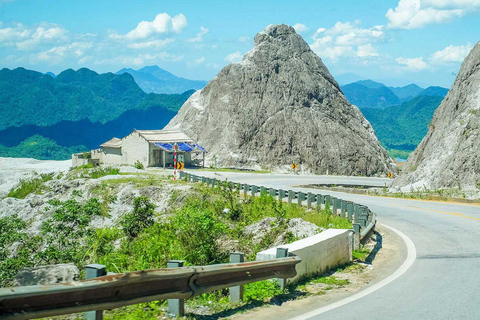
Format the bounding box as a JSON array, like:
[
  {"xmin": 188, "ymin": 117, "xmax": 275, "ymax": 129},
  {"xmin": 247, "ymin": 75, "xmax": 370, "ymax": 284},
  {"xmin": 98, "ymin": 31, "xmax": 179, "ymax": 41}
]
[{"xmin": 0, "ymin": 67, "xmax": 193, "ymax": 160}]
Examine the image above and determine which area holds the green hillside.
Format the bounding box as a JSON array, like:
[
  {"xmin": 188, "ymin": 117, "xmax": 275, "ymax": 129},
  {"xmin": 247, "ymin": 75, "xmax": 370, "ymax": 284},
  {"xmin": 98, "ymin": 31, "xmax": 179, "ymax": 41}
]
[
  {"xmin": 0, "ymin": 67, "xmax": 188, "ymax": 130},
  {"xmin": 362, "ymin": 95, "xmax": 444, "ymax": 159}
]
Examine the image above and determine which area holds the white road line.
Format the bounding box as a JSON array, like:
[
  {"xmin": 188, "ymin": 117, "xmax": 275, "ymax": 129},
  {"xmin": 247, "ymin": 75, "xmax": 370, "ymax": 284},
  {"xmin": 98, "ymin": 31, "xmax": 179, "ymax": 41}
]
[{"xmin": 290, "ymin": 223, "xmax": 417, "ymax": 320}]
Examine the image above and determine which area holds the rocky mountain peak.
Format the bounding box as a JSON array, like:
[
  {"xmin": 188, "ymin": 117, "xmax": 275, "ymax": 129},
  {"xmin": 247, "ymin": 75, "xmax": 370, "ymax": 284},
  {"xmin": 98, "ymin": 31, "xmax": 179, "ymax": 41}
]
[
  {"xmin": 165, "ymin": 24, "xmax": 394, "ymax": 176},
  {"xmin": 394, "ymin": 41, "xmax": 480, "ymax": 191}
]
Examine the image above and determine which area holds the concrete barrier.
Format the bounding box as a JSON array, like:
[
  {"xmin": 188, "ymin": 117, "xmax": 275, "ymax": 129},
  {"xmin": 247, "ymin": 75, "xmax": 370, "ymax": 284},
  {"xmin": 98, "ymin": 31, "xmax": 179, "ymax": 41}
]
[{"xmin": 256, "ymin": 229, "xmax": 353, "ymax": 284}]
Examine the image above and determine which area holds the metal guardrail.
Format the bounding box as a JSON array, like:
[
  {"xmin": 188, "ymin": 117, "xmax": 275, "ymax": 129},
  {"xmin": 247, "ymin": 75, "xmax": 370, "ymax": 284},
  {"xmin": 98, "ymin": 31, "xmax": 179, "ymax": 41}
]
[
  {"xmin": 0, "ymin": 257, "xmax": 300, "ymax": 320},
  {"xmin": 182, "ymin": 172, "xmax": 377, "ymax": 245}
]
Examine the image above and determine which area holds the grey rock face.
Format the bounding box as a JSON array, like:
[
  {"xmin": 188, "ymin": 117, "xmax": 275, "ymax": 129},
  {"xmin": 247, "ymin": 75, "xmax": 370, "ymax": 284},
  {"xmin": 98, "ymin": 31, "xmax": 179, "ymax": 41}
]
[
  {"xmin": 166, "ymin": 24, "xmax": 394, "ymax": 176},
  {"xmin": 14, "ymin": 263, "xmax": 79, "ymax": 286},
  {"xmin": 394, "ymin": 42, "xmax": 480, "ymax": 190}
]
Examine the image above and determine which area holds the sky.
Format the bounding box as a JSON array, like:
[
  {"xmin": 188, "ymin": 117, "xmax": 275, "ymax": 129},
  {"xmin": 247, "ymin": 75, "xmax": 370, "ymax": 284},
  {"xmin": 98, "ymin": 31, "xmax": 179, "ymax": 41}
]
[{"xmin": 0, "ymin": 0, "xmax": 479, "ymax": 87}]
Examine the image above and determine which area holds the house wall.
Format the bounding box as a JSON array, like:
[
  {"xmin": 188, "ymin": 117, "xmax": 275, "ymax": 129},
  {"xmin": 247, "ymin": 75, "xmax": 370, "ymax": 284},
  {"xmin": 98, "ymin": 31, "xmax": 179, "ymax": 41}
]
[
  {"xmin": 121, "ymin": 132, "xmax": 150, "ymax": 167},
  {"xmin": 102, "ymin": 147, "xmax": 122, "ymax": 166}
]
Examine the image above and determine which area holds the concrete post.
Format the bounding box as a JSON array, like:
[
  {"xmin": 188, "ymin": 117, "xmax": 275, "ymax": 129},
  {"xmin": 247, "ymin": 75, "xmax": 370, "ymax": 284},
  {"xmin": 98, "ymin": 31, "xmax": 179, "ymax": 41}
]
[
  {"xmin": 236, "ymin": 183, "xmax": 241, "ymax": 191},
  {"xmin": 332, "ymin": 197, "xmax": 338, "ymax": 215},
  {"xmin": 359, "ymin": 206, "xmax": 368, "ymax": 227},
  {"xmin": 353, "ymin": 204, "xmax": 360, "ymax": 224},
  {"xmin": 276, "ymin": 248, "xmax": 289, "ymax": 290},
  {"xmin": 279, "ymin": 189, "xmax": 286, "ymax": 201},
  {"xmin": 243, "ymin": 184, "xmax": 249, "ymax": 198},
  {"xmin": 288, "ymin": 190, "xmax": 295, "ymax": 204},
  {"xmin": 347, "ymin": 202, "xmax": 354, "ymax": 222},
  {"xmin": 307, "ymin": 192, "xmax": 313, "ymax": 209},
  {"xmin": 251, "ymin": 185, "xmax": 258, "ymax": 197},
  {"xmin": 201, "ymin": 177, "xmax": 207, "ymax": 184},
  {"xmin": 167, "ymin": 260, "xmax": 185, "ymax": 317},
  {"xmin": 212, "ymin": 178, "xmax": 216, "ymax": 187},
  {"xmin": 353, "ymin": 223, "xmax": 361, "ymax": 250},
  {"xmin": 229, "ymin": 253, "xmax": 244, "ymax": 303},
  {"xmin": 179, "ymin": 171, "xmax": 184, "ymax": 179},
  {"xmin": 84, "ymin": 264, "xmax": 107, "ymax": 320},
  {"xmin": 341, "ymin": 200, "xmax": 347, "ymax": 218}
]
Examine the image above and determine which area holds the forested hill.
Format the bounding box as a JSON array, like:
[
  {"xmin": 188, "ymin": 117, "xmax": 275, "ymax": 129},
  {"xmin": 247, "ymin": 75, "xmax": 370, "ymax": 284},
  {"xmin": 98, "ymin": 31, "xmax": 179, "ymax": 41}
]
[
  {"xmin": 0, "ymin": 67, "xmax": 189, "ymax": 130},
  {"xmin": 0, "ymin": 67, "xmax": 194, "ymax": 160}
]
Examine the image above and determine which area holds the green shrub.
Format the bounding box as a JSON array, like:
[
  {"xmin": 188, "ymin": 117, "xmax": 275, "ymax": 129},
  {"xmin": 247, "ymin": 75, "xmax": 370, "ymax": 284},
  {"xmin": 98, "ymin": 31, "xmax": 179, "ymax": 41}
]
[
  {"xmin": 7, "ymin": 173, "xmax": 52, "ymax": 199},
  {"xmin": 243, "ymin": 280, "xmax": 283, "ymax": 301},
  {"xmin": 134, "ymin": 161, "xmax": 144, "ymax": 170},
  {"xmin": 89, "ymin": 167, "xmax": 120, "ymax": 179},
  {"xmin": 122, "ymin": 197, "xmax": 155, "ymax": 238}
]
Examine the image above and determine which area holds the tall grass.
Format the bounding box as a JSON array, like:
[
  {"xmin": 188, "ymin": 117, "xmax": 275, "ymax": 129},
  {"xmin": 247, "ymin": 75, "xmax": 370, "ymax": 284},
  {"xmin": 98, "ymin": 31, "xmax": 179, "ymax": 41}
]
[{"xmin": 7, "ymin": 174, "xmax": 52, "ymax": 199}]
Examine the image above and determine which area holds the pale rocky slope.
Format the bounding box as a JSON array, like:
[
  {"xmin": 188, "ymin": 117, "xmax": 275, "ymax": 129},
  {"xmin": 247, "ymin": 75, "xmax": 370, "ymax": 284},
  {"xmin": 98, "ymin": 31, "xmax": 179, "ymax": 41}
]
[
  {"xmin": 394, "ymin": 42, "xmax": 480, "ymax": 191},
  {"xmin": 166, "ymin": 24, "xmax": 394, "ymax": 176}
]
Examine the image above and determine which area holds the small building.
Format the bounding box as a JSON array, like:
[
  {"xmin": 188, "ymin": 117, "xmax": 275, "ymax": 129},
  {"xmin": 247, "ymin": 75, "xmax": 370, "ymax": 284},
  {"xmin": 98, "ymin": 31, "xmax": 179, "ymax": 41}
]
[{"xmin": 72, "ymin": 129, "xmax": 206, "ymax": 168}]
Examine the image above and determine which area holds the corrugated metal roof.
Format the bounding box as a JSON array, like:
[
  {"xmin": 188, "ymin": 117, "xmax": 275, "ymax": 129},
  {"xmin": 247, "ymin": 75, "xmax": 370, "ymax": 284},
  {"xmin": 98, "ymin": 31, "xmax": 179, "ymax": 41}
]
[
  {"xmin": 136, "ymin": 130, "xmax": 194, "ymax": 143},
  {"xmin": 100, "ymin": 137, "xmax": 122, "ymax": 148}
]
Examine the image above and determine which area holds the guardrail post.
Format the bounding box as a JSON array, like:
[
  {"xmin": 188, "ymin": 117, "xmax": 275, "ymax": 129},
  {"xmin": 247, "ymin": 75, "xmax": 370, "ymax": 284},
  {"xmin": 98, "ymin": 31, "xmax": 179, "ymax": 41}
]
[
  {"xmin": 84, "ymin": 264, "xmax": 107, "ymax": 320},
  {"xmin": 307, "ymin": 192, "xmax": 313, "ymax": 209},
  {"xmin": 260, "ymin": 186, "xmax": 267, "ymax": 195},
  {"xmin": 279, "ymin": 189, "xmax": 286, "ymax": 201},
  {"xmin": 251, "ymin": 185, "xmax": 258, "ymax": 197},
  {"xmin": 332, "ymin": 197, "xmax": 338, "ymax": 215},
  {"xmin": 341, "ymin": 200, "xmax": 347, "ymax": 218},
  {"xmin": 276, "ymin": 248, "xmax": 289, "ymax": 290},
  {"xmin": 359, "ymin": 206, "xmax": 368, "ymax": 227},
  {"xmin": 316, "ymin": 194, "xmax": 324, "ymax": 211},
  {"xmin": 179, "ymin": 171, "xmax": 184, "ymax": 179},
  {"xmin": 229, "ymin": 252, "xmax": 245, "ymax": 303},
  {"xmin": 167, "ymin": 260, "xmax": 185, "ymax": 317},
  {"xmin": 269, "ymin": 188, "xmax": 277, "ymax": 197},
  {"xmin": 288, "ymin": 190, "xmax": 294, "ymax": 204},
  {"xmin": 353, "ymin": 224, "xmax": 361, "ymax": 250},
  {"xmin": 353, "ymin": 204, "xmax": 360, "ymax": 223},
  {"xmin": 243, "ymin": 184, "xmax": 249, "ymax": 198},
  {"xmin": 297, "ymin": 192, "xmax": 305, "ymax": 206},
  {"xmin": 347, "ymin": 202, "xmax": 354, "ymax": 222},
  {"xmin": 325, "ymin": 195, "xmax": 331, "ymax": 209}
]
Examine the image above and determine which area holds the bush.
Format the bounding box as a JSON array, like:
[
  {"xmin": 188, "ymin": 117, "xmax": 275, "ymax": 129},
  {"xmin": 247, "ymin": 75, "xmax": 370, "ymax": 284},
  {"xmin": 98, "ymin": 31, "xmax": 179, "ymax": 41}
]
[
  {"xmin": 89, "ymin": 167, "xmax": 120, "ymax": 179},
  {"xmin": 134, "ymin": 161, "xmax": 145, "ymax": 170},
  {"xmin": 122, "ymin": 197, "xmax": 155, "ymax": 238},
  {"xmin": 7, "ymin": 173, "xmax": 52, "ymax": 199}
]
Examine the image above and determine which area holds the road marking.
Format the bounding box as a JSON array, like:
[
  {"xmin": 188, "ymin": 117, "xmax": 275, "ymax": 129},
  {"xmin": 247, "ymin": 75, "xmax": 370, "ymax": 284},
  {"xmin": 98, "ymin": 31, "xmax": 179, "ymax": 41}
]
[
  {"xmin": 291, "ymin": 223, "xmax": 417, "ymax": 320},
  {"xmin": 408, "ymin": 206, "xmax": 480, "ymax": 221}
]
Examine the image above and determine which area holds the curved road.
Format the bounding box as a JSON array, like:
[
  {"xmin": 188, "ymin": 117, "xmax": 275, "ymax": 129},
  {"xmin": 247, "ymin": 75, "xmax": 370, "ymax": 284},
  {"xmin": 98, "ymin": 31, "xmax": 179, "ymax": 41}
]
[{"xmin": 192, "ymin": 171, "xmax": 480, "ymax": 320}]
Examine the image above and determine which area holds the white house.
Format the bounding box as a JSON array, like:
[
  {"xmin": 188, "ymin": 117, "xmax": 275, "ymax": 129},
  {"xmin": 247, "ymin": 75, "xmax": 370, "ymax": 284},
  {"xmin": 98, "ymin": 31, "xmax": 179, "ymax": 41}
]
[{"xmin": 72, "ymin": 129, "xmax": 206, "ymax": 168}]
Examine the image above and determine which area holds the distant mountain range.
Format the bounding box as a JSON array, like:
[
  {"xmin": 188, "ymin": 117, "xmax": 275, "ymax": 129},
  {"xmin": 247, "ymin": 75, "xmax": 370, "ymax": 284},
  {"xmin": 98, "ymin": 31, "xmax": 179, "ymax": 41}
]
[
  {"xmin": 0, "ymin": 67, "xmax": 193, "ymax": 160},
  {"xmin": 343, "ymin": 79, "xmax": 449, "ymax": 159},
  {"xmin": 116, "ymin": 65, "xmax": 207, "ymax": 94},
  {"xmin": 341, "ymin": 80, "xmax": 448, "ymax": 109}
]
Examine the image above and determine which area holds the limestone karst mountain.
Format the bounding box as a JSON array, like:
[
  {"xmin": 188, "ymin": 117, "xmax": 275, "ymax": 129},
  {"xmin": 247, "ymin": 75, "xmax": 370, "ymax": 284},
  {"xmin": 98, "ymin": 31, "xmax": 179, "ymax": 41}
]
[
  {"xmin": 394, "ymin": 41, "xmax": 480, "ymax": 190},
  {"xmin": 165, "ymin": 24, "xmax": 394, "ymax": 176}
]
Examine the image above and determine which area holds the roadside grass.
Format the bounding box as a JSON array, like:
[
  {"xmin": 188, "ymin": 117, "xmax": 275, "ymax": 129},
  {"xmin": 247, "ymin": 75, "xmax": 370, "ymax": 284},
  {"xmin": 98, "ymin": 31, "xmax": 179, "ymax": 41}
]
[
  {"xmin": 353, "ymin": 247, "xmax": 371, "ymax": 260},
  {"xmin": 7, "ymin": 173, "xmax": 52, "ymax": 199}
]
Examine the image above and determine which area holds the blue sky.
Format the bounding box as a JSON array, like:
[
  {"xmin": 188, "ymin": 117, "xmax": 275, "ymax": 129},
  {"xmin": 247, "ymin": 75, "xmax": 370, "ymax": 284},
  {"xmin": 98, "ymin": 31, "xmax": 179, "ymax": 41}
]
[{"xmin": 1, "ymin": 0, "xmax": 479, "ymax": 87}]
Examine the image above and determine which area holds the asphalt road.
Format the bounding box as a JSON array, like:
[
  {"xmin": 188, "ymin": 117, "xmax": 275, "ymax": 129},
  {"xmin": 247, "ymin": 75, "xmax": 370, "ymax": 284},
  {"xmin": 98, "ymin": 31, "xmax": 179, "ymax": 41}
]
[{"xmin": 192, "ymin": 171, "xmax": 480, "ymax": 320}]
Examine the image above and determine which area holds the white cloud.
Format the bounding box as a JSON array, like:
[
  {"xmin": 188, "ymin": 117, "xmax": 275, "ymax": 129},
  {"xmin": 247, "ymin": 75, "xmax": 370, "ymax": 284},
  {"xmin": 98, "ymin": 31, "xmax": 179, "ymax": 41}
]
[
  {"xmin": 293, "ymin": 23, "xmax": 308, "ymax": 33},
  {"xmin": 385, "ymin": 0, "xmax": 479, "ymax": 29},
  {"xmin": 127, "ymin": 38, "xmax": 174, "ymax": 49},
  {"xmin": 224, "ymin": 51, "xmax": 242, "ymax": 63},
  {"xmin": 396, "ymin": 56, "xmax": 429, "ymax": 71},
  {"xmin": 0, "ymin": 23, "xmax": 69, "ymax": 50},
  {"xmin": 94, "ymin": 52, "xmax": 184, "ymax": 67},
  {"xmin": 188, "ymin": 26, "xmax": 209, "ymax": 43},
  {"xmin": 206, "ymin": 62, "xmax": 220, "ymax": 69},
  {"xmin": 430, "ymin": 43, "xmax": 473, "ymax": 63},
  {"xmin": 30, "ymin": 41, "xmax": 93, "ymax": 64},
  {"xmin": 110, "ymin": 13, "xmax": 187, "ymax": 40},
  {"xmin": 310, "ymin": 21, "xmax": 383, "ymax": 61},
  {"xmin": 238, "ymin": 36, "xmax": 250, "ymax": 42},
  {"xmin": 357, "ymin": 44, "xmax": 379, "ymax": 57}
]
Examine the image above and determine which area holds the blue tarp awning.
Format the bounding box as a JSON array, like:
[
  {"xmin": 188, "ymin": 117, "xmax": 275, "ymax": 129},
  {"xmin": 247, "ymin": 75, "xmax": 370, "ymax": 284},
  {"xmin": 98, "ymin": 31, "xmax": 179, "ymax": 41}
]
[{"xmin": 153, "ymin": 142, "xmax": 207, "ymax": 153}]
